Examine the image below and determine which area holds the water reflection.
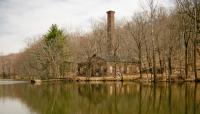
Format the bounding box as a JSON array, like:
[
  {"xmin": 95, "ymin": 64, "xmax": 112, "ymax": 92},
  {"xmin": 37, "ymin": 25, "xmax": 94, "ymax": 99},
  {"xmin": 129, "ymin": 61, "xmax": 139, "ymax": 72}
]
[
  {"xmin": 0, "ymin": 79, "xmax": 27, "ymax": 85},
  {"xmin": 0, "ymin": 98, "xmax": 36, "ymax": 114},
  {"xmin": 0, "ymin": 82, "xmax": 200, "ymax": 114}
]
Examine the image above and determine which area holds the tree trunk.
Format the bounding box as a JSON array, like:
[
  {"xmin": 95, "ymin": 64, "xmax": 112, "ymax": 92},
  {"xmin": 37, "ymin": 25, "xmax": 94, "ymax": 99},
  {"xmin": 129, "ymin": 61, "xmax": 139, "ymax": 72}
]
[
  {"xmin": 193, "ymin": 0, "xmax": 198, "ymax": 80},
  {"xmin": 139, "ymin": 47, "xmax": 142, "ymax": 78},
  {"xmin": 168, "ymin": 55, "xmax": 172, "ymax": 82},
  {"xmin": 185, "ymin": 46, "xmax": 188, "ymax": 79}
]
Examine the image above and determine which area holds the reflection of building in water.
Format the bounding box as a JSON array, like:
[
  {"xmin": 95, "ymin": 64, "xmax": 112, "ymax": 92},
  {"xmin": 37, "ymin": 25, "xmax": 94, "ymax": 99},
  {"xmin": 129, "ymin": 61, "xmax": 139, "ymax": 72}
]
[
  {"xmin": 108, "ymin": 83, "xmax": 134, "ymax": 95},
  {"xmin": 109, "ymin": 85, "xmax": 113, "ymax": 95},
  {"xmin": 78, "ymin": 84, "xmax": 109, "ymax": 104},
  {"xmin": 78, "ymin": 83, "xmax": 138, "ymax": 99}
]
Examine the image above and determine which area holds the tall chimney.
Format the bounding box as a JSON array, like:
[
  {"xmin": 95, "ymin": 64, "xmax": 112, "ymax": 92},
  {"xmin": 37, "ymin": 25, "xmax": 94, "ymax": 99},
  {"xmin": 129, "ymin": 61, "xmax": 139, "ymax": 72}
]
[{"xmin": 107, "ymin": 10, "xmax": 115, "ymax": 55}]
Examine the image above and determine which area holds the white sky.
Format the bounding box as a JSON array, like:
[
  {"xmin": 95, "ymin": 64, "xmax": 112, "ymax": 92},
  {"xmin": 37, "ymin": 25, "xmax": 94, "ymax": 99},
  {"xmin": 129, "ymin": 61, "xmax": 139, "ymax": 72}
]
[{"xmin": 0, "ymin": 0, "xmax": 173, "ymax": 55}]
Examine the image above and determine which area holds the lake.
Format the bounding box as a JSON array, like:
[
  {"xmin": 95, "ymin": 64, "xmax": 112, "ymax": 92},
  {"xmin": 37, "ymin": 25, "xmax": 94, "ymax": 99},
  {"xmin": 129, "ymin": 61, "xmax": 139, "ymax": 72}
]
[{"xmin": 0, "ymin": 80, "xmax": 200, "ymax": 114}]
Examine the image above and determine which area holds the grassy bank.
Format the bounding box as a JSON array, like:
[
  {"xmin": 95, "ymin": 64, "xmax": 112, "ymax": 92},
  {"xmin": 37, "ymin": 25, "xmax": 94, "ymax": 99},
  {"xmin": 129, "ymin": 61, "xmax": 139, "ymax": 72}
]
[{"xmin": 8, "ymin": 74, "xmax": 199, "ymax": 84}]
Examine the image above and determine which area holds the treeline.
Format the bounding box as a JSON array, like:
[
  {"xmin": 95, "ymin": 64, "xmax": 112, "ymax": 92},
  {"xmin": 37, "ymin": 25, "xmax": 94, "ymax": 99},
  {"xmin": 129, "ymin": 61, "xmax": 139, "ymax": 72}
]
[
  {"xmin": 0, "ymin": 0, "xmax": 199, "ymax": 80},
  {"xmin": 1, "ymin": 25, "xmax": 71, "ymax": 79}
]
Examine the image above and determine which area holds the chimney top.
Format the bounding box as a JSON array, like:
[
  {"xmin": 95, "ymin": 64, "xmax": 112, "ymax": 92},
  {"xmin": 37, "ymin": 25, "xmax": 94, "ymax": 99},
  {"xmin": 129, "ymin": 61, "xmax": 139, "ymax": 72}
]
[{"xmin": 107, "ymin": 10, "xmax": 115, "ymax": 14}]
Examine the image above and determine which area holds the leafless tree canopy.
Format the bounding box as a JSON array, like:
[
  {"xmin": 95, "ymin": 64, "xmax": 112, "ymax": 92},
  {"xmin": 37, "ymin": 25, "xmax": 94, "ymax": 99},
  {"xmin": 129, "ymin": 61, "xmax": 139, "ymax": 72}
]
[{"xmin": 0, "ymin": 1, "xmax": 199, "ymax": 80}]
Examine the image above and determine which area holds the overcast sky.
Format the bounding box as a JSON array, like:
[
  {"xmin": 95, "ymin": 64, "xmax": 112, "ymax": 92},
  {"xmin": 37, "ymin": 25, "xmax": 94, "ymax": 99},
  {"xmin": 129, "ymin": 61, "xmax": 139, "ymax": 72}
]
[{"xmin": 0, "ymin": 0, "xmax": 173, "ymax": 55}]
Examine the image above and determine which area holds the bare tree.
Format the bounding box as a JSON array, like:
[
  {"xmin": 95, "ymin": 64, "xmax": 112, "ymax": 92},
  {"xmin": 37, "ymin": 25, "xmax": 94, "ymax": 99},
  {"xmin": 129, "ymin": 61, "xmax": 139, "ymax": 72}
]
[
  {"xmin": 127, "ymin": 13, "xmax": 147, "ymax": 78},
  {"xmin": 146, "ymin": 0, "xmax": 158, "ymax": 81},
  {"xmin": 176, "ymin": 0, "xmax": 200, "ymax": 79}
]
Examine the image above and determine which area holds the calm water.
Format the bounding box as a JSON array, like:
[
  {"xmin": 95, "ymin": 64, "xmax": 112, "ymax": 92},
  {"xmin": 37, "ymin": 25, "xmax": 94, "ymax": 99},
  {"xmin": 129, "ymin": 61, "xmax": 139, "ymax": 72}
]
[{"xmin": 0, "ymin": 80, "xmax": 200, "ymax": 114}]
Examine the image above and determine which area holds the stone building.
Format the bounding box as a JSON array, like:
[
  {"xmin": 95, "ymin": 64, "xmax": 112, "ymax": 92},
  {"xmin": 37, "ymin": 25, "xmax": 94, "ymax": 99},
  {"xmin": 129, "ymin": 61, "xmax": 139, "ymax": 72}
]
[
  {"xmin": 77, "ymin": 54, "xmax": 138, "ymax": 77},
  {"xmin": 77, "ymin": 54, "xmax": 107, "ymax": 76},
  {"xmin": 77, "ymin": 10, "xmax": 139, "ymax": 77}
]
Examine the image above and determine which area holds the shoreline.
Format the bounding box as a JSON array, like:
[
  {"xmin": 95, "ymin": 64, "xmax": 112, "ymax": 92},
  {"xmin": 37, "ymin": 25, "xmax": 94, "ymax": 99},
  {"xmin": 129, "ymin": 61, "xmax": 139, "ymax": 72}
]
[
  {"xmin": 2, "ymin": 75, "xmax": 199, "ymax": 83},
  {"xmin": 29, "ymin": 75, "xmax": 200, "ymax": 84}
]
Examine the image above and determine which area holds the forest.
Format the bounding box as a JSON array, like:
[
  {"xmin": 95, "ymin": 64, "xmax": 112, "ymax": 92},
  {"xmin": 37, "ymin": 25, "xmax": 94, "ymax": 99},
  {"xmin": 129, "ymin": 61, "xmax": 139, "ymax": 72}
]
[{"xmin": 0, "ymin": 0, "xmax": 199, "ymax": 81}]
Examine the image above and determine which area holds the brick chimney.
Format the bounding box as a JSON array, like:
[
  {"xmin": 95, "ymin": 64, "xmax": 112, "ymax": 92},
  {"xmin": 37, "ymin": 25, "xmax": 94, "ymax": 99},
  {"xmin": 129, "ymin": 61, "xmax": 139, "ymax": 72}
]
[{"xmin": 107, "ymin": 10, "xmax": 115, "ymax": 55}]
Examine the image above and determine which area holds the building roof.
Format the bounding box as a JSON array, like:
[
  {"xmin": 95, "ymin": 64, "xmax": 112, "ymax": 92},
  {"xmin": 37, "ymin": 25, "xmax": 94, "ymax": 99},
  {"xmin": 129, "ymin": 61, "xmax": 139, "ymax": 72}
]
[
  {"xmin": 76, "ymin": 53, "xmax": 139, "ymax": 64},
  {"xmin": 91, "ymin": 54, "xmax": 139, "ymax": 63}
]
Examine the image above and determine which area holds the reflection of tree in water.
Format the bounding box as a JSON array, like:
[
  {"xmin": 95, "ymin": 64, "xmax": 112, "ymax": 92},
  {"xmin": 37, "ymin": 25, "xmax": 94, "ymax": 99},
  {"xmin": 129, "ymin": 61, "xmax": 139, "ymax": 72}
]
[
  {"xmin": 0, "ymin": 83, "xmax": 77, "ymax": 114},
  {"xmin": 77, "ymin": 82, "xmax": 137, "ymax": 102},
  {"xmin": 78, "ymin": 84, "xmax": 109, "ymax": 104},
  {"xmin": 1, "ymin": 82, "xmax": 200, "ymax": 114},
  {"xmin": 77, "ymin": 82, "xmax": 138, "ymax": 114}
]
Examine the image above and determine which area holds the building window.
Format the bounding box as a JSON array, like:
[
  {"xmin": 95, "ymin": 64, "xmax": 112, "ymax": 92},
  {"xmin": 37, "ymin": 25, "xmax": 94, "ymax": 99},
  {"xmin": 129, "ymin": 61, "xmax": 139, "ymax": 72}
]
[
  {"xmin": 110, "ymin": 66, "xmax": 113, "ymax": 73},
  {"xmin": 121, "ymin": 66, "xmax": 124, "ymax": 73},
  {"xmin": 127, "ymin": 66, "xmax": 130, "ymax": 74}
]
